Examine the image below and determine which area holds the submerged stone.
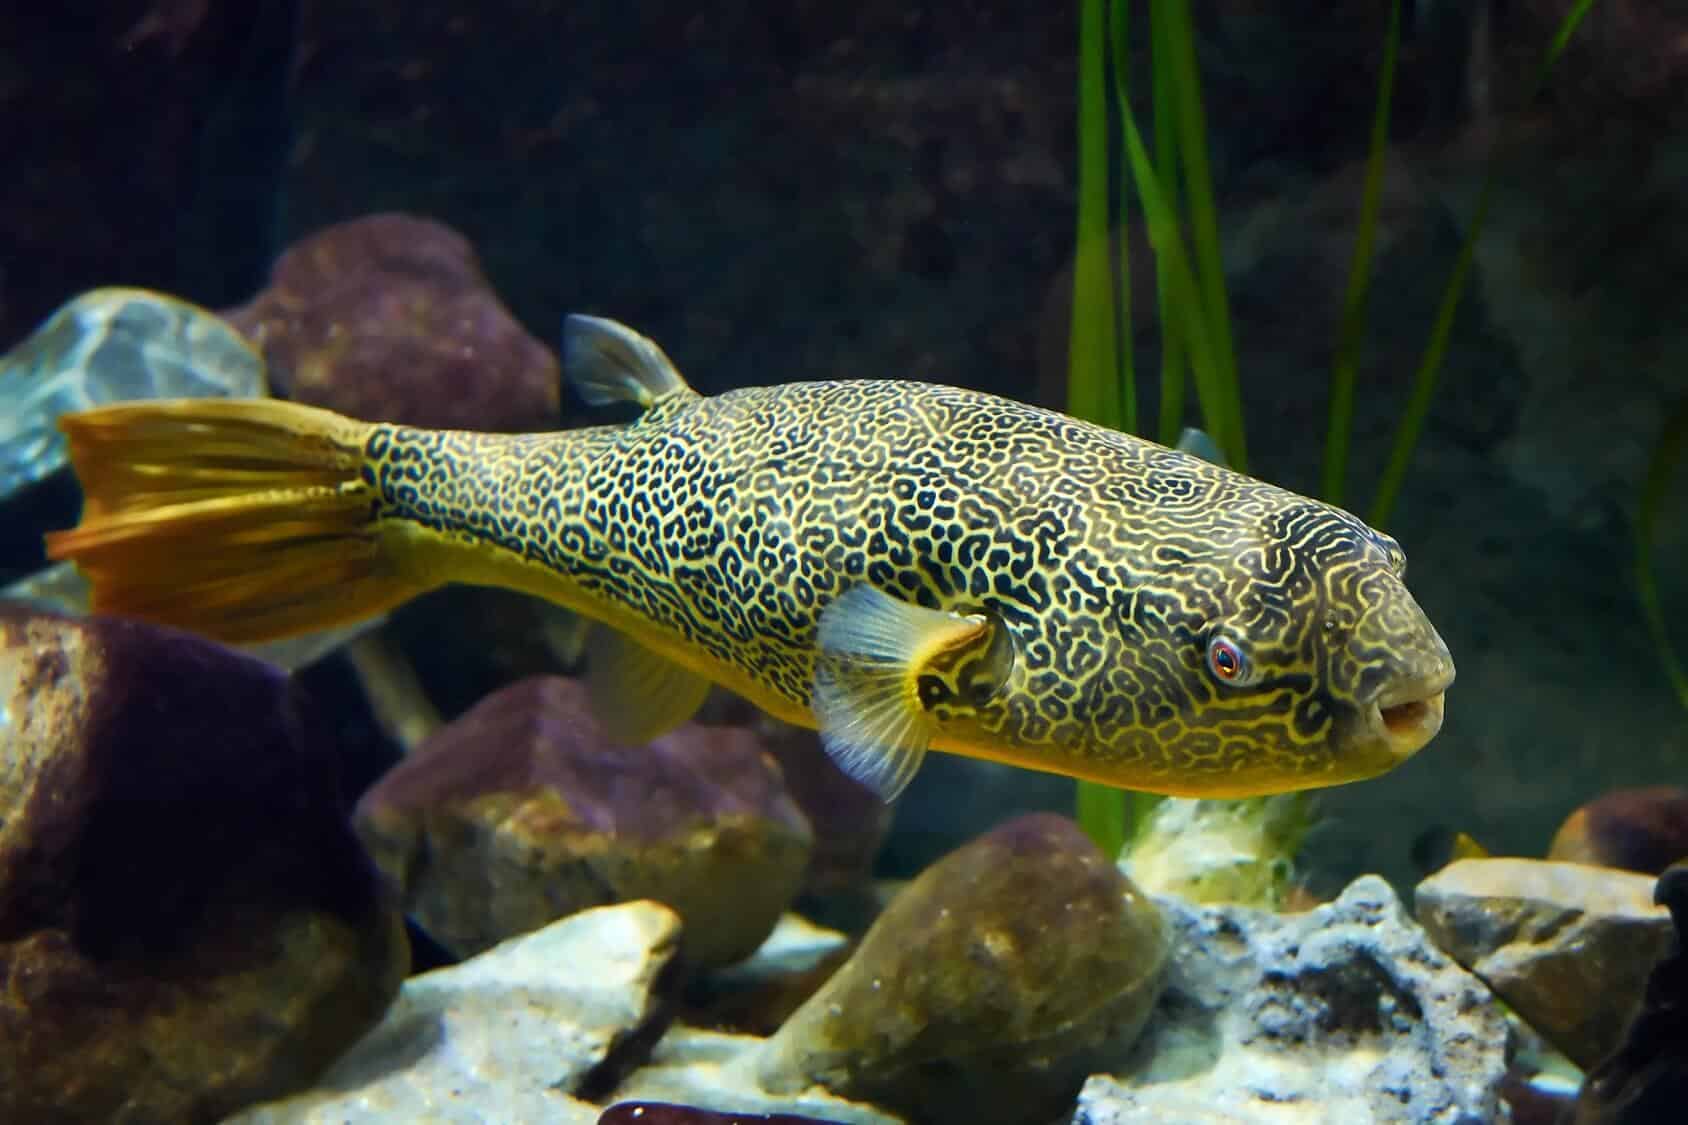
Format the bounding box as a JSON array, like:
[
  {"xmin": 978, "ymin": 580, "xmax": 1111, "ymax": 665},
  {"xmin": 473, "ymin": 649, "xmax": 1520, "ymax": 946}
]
[
  {"xmin": 752, "ymin": 812, "xmax": 1167, "ymax": 1125},
  {"xmin": 1078, "ymin": 875, "xmax": 1512, "ymax": 1125},
  {"xmin": 1549, "ymin": 786, "xmax": 1688, "ymax": 875},
  {"xmin": 230, "ymin": 901, "xmax": 681, "ymax": 1124},
  {"xmin": 356, "ymin": 676, "xmax": 813, "ymax": 968},
  {"xmin": 1574, "ymin": 861, "xmax": 1688, "ymax": 1123},
  {"xmin": 752, "ymin": 714, "xmax": 892, "ymax": 909},
  {"xmin": 223, "ymin": 212, "xmax": 560, "ymax": 431},
  {"xmin": 0, "ymin": 606, "xmax": 407, "ymax": 1124},
  {"xmin": 609, "ymin": 1026, "xmax": 901, "ymax": 1125},
  {"xmin": 1416, "ymin": 857, "xmax": 1674, "ymax": 1070},
  {"xmin": 0, "ymin": 287, "xmax": 266, "ymax": 499},
  {"xmin": 599, "ymin": 1103, "xmax": 852, "ymax": 1125}
]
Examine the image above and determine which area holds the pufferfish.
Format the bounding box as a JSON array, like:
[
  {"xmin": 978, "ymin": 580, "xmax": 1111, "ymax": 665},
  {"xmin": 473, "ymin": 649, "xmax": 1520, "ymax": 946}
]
[{"xmin": 44, "ymin": 314, "xmax": 1454, "ymax": 802}]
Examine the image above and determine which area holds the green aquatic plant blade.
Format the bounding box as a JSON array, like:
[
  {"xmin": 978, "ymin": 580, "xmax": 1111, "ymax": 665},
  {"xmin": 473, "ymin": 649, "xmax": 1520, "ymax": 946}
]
[
  {"xmin": 1157, "ymin": 0, "xmax": 1245, "ymax": 471},
  {"xmin": 1323, "ymin": 0, "xmax": 1401, "ymax": 507},
  {"xmin": 1543, "ymin": 0, "xmax": 1602, "ymax": 73},
  {"xmin": 1077, "ymin": 777, "xmax": 1130, "ymax": 861},
  {"xmin": 1068, "ymin": 0, "xmax": 1122, "ymax": 430},
  {"xmin": 1148, "ymin": 0, "xmax": 1186, "ymax": 448},
  {"xmin": 1069, "ymin": 0, "xmax": 1128, "ymax": 852},
  {"xmin": 1367, "ymin": 0, "xmax": 1602, "ymax": 530},
  {"xmin": 1119, "ymin": 106, "xmax": 1235, "ymax": 472},
  {"xmin": 1635, "ymin": 398, "xmax": 1688, "ymax": 708},
  {"xmin": 1108, "ymin": 0, "xmax": 1136, "ymax": 436}
]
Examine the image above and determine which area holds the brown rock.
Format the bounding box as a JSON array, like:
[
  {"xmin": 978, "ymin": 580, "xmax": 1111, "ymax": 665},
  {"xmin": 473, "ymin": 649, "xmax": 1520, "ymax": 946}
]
[
  {"xmin": 356, "ymin": 675, "xmax": 813, "ymax": 968},
  {"xmin": 753, "ymin": 812, "xmax": 1168, "ymax": 1125},
  {"xmin": 223, "ymin": 212, "xmax": 560, "ymax": 430},
  {"xmin": 1550, "ymin": 787, "xmax": 1688, "ymax": 875},
  {"xmin": 0, "ymin": 605, "xmax": 408, "ymax": 1125},
  {"xmin": 1574, "ymin": 861, "xmax": 1688, "ymax": 1124},
  {"xmin": 1415, "ymin": 857, "xmax": 1673, "ymax": 1069}
]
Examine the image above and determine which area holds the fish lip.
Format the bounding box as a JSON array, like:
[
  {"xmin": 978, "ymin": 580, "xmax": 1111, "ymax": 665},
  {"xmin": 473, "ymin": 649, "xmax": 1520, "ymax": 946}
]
[{"xmin": 1365, "ymin": 666, "xmax": 1454, "ymax": 760}]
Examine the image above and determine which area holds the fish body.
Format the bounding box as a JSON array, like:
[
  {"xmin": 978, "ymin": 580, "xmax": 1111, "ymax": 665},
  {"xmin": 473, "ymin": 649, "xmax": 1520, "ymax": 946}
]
[{"xmin": 47, "ymin": 316, "xmax": 1454, "ymax": 801}]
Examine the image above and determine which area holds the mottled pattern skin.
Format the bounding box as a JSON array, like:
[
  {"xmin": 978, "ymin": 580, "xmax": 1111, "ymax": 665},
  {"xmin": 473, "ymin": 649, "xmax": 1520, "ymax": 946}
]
[{"xmin": 365, "ymin": 379, "xmax": 1451, "ymax": 794}]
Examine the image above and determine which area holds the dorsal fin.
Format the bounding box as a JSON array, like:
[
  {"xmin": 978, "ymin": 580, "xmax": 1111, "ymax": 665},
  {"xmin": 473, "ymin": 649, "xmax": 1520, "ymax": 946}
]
[
  {"xmin": 561, "ymin": 314, "xmax": 694, "ymax": 410},
  {"xmin": 1175, "ymin": 426, "xmax": 1228, "ymax": 467}
]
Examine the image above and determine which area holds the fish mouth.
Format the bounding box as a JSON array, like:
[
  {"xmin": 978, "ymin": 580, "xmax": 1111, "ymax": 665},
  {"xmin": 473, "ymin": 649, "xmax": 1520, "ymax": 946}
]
[{"xmin": 1367, "ymin": 676, "xmax": 1452, "ymax": 761}]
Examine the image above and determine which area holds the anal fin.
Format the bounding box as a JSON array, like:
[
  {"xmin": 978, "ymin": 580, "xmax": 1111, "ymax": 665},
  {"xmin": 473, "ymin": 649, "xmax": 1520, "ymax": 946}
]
[{"xmin": 586, "ymin": 625, "xmax": 713, "ymax": 745}]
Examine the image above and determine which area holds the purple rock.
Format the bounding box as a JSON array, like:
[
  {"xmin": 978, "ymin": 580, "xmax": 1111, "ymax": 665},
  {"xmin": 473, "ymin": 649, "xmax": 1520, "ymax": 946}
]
[
  {"xmin": 0, "ymin": 604, "xmax": 408, "ymax": 1124},
  {"xmin": 223, "ymin": 212, "xmax": 560, "ymax": 430},
  {"xmin": 356, "ymin": 676, "xmax": 813, "ymax": 968}
]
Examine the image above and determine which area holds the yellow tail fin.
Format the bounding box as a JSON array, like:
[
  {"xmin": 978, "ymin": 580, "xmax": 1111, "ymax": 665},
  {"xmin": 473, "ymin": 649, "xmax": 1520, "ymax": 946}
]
[{"xmin": 44, "ymin": 398, "xmax": 427, "ymax": 644}]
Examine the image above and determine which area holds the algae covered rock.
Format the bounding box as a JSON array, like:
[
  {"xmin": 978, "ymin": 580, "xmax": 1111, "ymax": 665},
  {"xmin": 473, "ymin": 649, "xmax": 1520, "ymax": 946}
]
[
  {"xmin": 0, "ymin": 605, "xmax": 407, "ymax": 1124},
  {"xmin": 751, "ymin": 812, "xmax": 1167, "ymax": 1125},
  {"xmin": 356, "ymin": 675, "xmax": 813, "ymax": 968},
  {"xmin": 1415, "ymin": 856, "xmax": 1674, "ymax": 1069},
  {"xmin": 223, "ymin": 212, "xmax": 560, "ymax": 430},
  {"xmin": 1079, "ymin": 875, "xmax": 1512, "ymax": 1125}
]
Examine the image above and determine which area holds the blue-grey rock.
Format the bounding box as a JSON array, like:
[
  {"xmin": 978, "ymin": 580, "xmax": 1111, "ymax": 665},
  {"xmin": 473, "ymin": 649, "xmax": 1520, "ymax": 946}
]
[
  {"xmin": 0, "ymin": 287, "xmax": 265, "ymax": 499},
  {"xmin": 1075, "ymin": 875, "xmax": 1512, "ymax": 1125}
]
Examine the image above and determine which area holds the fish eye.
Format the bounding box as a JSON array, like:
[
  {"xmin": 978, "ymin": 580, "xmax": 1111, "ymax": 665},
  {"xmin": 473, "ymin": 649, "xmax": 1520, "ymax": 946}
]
[{"xmin": 1206, "ymin": 634, "xmax": 1248, "ymax": 685}]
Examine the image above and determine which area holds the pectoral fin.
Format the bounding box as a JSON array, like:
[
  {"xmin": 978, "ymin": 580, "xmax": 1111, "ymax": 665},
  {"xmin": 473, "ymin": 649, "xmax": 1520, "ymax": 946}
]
[
  {"xmin": 561, "ymin": 314, "xmax": 694, "ymax": 409},
  {"xmin": 587, "ymin": 625, "xmax": 713, "ymax": 745},
  {"xmin": 812, "ymin": 585, "xmax": 990, "ymax": 803}
]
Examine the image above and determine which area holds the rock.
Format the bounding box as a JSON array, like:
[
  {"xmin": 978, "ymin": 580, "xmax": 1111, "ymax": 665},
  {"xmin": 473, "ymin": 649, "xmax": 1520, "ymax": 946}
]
[
  {"xmin": 356, "ymin": 676, "xmax": 813, "ymax": 968},
  {"xmin": 1550, "ymin": 787, "xmax": 1688, "ymax": 875},
  {"xmin": 1415, "ymin": 857, "xmax": 1674, "ymax": 1069},
  {"xmin": 752, "ymin": 813, "xmax": 1167, "ymax": 1125},
  {"xmin": 599, "ymin": 1102, "xmax": 854, "ymax": 1125},
  {"xmin": 1078, "ymin": 875, "xmax": 1513, "ymax": 1125},
  {"xmin": 228, "ymin": 901, "xmax": 682, "ymax": 1125},
  {"xmin": 680, "ymin": 913, "xmax": 853, "ymax": 1038},
  {"xmin": 222, "ymin": 212, "xmax": 560, "ymax": 431},
  {"xmin": 1121, "ymin": 792, "xmax": 1319, "ymax": 909},
  {"xmin": 609, "ymin": 1027, "xmax": 901, "ymax": 1125},
  {"xmin": 1574, "ymin": 862, "xmax": 1688, "ymax": 1124},
  {"xmin": 0, "ymin": 287, "xmax": 266, "ymax": 499},
  {"xmin": 744, "ymin": 712, "xmax": 892, "ymax": 912},
  {"xmin": 0, "ymin": 606, "xmax": 407, "ymax": 1124}
]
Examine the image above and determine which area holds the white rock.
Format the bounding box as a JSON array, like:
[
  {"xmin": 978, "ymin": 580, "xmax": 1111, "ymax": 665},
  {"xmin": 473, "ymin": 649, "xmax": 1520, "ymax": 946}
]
[
  {"xmin": 226, "ymin": 900, "xmax": 681, "ymax": 1124},
  {"xmin": 609, "ymin": 1026, "xmax": 904, "ymax": 1125}
]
